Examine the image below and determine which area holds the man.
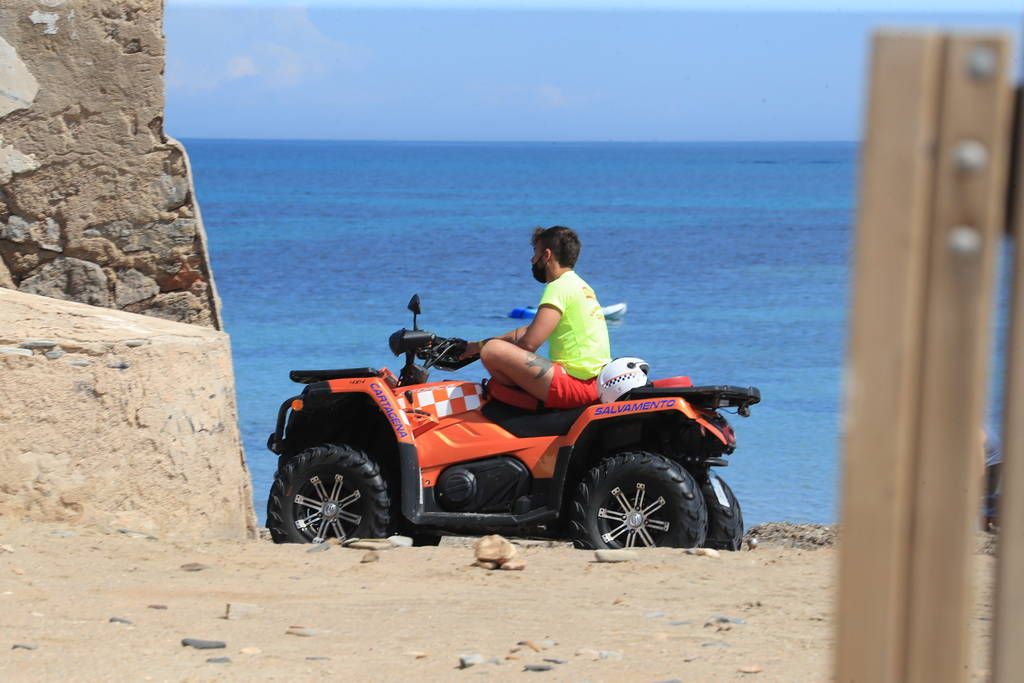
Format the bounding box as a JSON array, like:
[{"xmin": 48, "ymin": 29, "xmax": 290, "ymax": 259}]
[
  {"xmin": 462, "ymin": 226, "xmax": 610, "ymax": 409},
  {"xmin": 982, "ymin": 429, "xmax": 1001, "ymax": 532}
]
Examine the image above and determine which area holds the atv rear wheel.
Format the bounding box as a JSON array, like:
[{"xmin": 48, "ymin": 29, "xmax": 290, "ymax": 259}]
[
  {"xmin": 701, "ymin": 472, "xmax": 744, "ymax": 550},
  {"xmin": 267, "ymin": 444, "xmax": 390, "ymax": 544},
  {"xmin": 569, "ymin": 451, "xmax": 707, "ymax": 549}
]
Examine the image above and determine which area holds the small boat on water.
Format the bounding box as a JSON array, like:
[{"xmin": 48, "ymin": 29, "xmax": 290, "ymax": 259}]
[{"xmin": 508, "ymin": 302, "xmax": 628, "ymax": 321}]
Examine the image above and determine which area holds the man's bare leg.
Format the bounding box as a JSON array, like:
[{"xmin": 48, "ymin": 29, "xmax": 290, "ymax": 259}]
[{"xmin": 480, "ymin": 339, "xmax": 554, "ymax": 401}]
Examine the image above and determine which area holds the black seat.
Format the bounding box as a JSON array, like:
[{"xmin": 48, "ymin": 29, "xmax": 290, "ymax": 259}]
[
  {"xmin": 289, "ymin": 367, "xmax": 379, "ymax": 384},
  {"xmin": 481, "ymin": 400, "xmax": 586, "ymax": 438}
]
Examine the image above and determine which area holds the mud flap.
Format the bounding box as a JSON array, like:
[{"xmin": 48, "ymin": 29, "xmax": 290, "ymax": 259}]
[{"xmin": 708, "ymin": 472, "xmax": 731, "ymax": 508}]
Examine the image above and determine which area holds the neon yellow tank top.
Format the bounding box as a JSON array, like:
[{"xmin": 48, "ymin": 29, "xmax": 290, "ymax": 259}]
[{"xmin": 538, "ymin": 271, "xmax": 611, "ymax": 380}]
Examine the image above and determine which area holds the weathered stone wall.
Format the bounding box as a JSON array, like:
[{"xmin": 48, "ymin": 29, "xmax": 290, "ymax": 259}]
[
  {"xmin": 0, "ymin": 1, "xmax": 221, "ymax": 328},
  {"xmin": 0, "ymin": 288, "xmax": 256, "ymax": 538}
]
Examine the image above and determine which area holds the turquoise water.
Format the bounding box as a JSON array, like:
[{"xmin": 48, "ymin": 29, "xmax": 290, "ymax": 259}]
[{"xmin": 184, "ymin": 140, "xmax": 856, "ymax": 526}]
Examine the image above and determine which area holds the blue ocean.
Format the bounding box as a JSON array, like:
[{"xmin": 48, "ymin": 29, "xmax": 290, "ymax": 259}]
[{"xmin": 184, "ymin": 140, "xmax": 856, "ymax": 527}]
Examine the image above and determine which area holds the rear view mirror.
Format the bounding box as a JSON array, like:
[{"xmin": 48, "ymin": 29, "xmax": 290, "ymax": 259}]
[{"xmin": 408, "ymin": 294, "xmax": 421, "ymax": 315}]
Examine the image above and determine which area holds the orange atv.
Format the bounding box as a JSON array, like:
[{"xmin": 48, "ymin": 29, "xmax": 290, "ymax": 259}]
[{"xmin": 266, "ymin": 295, "xmax": 760, "ymax": 549}]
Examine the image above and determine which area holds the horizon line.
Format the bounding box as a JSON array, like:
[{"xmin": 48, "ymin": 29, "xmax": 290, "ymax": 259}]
[
  {"xmin": 172, "ymin": 136, "xmax": 861, "ymax": 144},
  {"xmin": 167, "ymin": 2, "xmax": 1020, "ymax": 15}
]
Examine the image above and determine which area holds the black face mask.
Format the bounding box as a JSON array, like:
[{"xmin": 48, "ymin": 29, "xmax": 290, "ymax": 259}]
[{"xmin": 531, "ymin": 257, "xmax": 547, "ymax": 284}]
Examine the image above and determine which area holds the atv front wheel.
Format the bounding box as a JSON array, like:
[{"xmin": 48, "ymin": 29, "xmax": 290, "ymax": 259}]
[
  {"xmin": 267, "ymin": 444, "xmax": 390, "ymax": 544},
  {"xmin": 569, "ymin": 451, "xmax": 707, "ymax": 549},
  {"xmin": 701, "ymin": 472, "xmax": 744, "ymax": 550}
]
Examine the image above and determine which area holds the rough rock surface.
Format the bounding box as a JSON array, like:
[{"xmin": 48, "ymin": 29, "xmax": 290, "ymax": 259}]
[
  {"xmin": 0, "ymin": 288, "xmax": 256, "ymax": 538},
  {"xmin": 744, "ymin": 523, "xmax": 837, "ymax": 550},
  {"xmin": 0, "ymin": 2, "xmax": 221, "ymax": 327}
]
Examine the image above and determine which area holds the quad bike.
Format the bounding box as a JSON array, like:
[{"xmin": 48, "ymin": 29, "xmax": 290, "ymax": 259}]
[{"xmin": 266, "ymin": 295, "xmax": 760, "ymax": 549}]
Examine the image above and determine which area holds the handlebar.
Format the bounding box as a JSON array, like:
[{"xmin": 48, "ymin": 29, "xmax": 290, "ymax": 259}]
[{"xmin": 389, "ymin": 327, "xmax": 479, "ymax": 383}]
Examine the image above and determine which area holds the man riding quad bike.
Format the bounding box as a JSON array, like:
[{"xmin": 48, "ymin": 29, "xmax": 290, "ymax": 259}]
[{"xmin": 265, "ymin": 295, "xmax": 760, "ymax": 550}]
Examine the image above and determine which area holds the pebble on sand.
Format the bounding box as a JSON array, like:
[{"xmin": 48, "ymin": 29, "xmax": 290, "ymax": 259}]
[
  {"xmin": 361, "ymin": 551, "xmax": 380, "ymax": 563},
  {"xmin": 207, "ymin": 657, "xmax": 231, "ymax": 664},
  {"xmin": 286, "ymin": 626, "xmax": 316, "ymax": 637},
  {"xmin": 474, "ymin": 535, "xmax": 518, "ymax": 563},
  {"xmin": 459, "ymin": 653, "xmax": 486, "ymax": 668},
  {"xmin": 519, "ymin": 640, "xmax": 542, "ymax": 652},
  {"xmin": 240, "ymin": 647, "xmax": 262, "ymax": 655},
  {"xmin": 387, "ymin": 535, "xmax": 414, "ymax": 547},
  {"xmin": 224, "ymin": 603, "xmax": 261, "ymax": 620},
  {"xmin": 179, "ymin": 562, "xmax": 209, "ymax": 572},
  {"xmin": 116, "ymin": 528, "xmax": 157, "ymax": 540},
  {"xmin": 181, "ymin": 638, "xmax": 226, "ymax": 650},
  {"xmin": 147, "ymin": 604, "xmax": 168, "ymax": 610},
  {"xmin": 19, "ymin": 340, "xmax": 58, "ymax": 350},
  {"xmin": 12, "ymin": 643, "xmax": 37, "ymax": 651},
  {"xmin": 594, "ymin": 549, "xmax": 638, "ymax": 563},
  {"xmin": 738, "ymin": 665, "xmax": 764, "ymax": 674},
  {"xmin": 524, "ymin": 663, "xmax": 553, "ymax": 672},
  {"xmin": 108, "ymin": 616, "xmax": 133, "ymax": 625},
  {"xmin": 345, "ymin": 539, "xmax": 393, "ymax": 551}
]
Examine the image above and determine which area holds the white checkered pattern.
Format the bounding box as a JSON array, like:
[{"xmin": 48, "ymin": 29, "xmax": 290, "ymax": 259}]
[{"xmin": 396, "ymin": 382, "xmax": 482, "ymax": 419}]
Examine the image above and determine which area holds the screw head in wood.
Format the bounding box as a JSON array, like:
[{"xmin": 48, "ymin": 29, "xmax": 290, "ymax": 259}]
[
  {"xmin": 948, "ymin": 225, "xmax": 981, "ymax": 254},
  {"xmin": 953, "ymin": 140, "xmax": 988, "ymax": 172},
  {"xmin": 968, "ymin": 45, "xmax": 997, "ymax": 80}
]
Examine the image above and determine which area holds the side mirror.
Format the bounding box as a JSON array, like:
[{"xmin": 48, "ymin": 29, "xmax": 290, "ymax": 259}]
[{"xmin": 407, "ymin": 294, "xmax": 421, "ymax": 315}]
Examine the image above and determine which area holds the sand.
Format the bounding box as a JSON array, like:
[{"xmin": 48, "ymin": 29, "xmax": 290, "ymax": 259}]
[{"xmin": 0, "ymin": 521, "xmax": 996, "ymax": 682}]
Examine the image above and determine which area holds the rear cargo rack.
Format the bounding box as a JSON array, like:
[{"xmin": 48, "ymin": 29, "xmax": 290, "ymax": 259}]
[
  {"xmin": 289, "ymin": 367, "xmax": 379, "ymax": 384},
  {"xmin": 625, "ymin": 384, "xmax": 761, "ymax": 415}
]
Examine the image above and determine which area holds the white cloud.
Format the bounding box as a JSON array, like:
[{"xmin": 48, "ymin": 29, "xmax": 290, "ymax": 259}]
[
  {"xmin": 167, "ymin": 7, "xmax": 365, "ymax": 94},
  {"xmin": 262, "ymin": 44, "xmax": 314, "ymax": 87},
  {"xmin": 537, "ymin": 83, "xmax": 569, "ymax": 108},
  {"xmin": 227, "ymin": 55, "xmax": 259, "ymax": 78}
]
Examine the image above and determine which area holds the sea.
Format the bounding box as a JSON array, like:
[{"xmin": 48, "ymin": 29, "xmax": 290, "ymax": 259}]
[{"xmin": 180, "ymin": 139, "xmax": 970, "ymax": 528}]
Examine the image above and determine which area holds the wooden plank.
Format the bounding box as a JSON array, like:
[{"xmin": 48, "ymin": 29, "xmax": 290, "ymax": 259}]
[
  {"xmin": 834, "ymin": 32, "xmax": 942, "ymax": 683},
  {"xmin": 993, "ymin": 87, "xmax": 1024, "ymax": 683},
  {"xmin": 904, "ymin": 34, "xmax": 1013, "ymax": 683}
]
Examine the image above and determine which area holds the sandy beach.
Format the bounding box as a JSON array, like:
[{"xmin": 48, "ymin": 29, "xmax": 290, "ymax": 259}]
[{"xmin": 0, "ymin": 521, "xmax": 996, "ymax": 682}]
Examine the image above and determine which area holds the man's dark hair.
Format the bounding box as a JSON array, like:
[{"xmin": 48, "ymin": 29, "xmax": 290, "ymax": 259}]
[{"xmin": 531, "ymin": 225, "xmax": 580, "ymax": 268}]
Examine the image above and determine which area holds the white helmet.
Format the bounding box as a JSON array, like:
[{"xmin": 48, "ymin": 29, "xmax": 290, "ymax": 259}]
[{"xmin": 598, "ymin": 357, "xmax": 650, "ymax": 403}]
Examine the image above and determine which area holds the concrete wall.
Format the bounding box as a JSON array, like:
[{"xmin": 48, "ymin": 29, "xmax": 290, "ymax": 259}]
[
  {"xmin": 0, "ymin": 288, "xmax": 256, "ymax": 538},
  {"xmin": 0, "ymin": 1, "xmax": 221, "ymax": 328}
]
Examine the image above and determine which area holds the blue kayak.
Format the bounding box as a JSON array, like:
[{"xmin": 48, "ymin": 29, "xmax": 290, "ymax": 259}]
[{"xmin": 508, "ymin": 302, "xmax": 628, "ymax": 320}]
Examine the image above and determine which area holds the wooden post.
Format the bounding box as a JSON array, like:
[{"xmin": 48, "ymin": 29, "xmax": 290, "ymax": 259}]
[
  {"xmin": 837, "ymin": 32, "xmax": 1012, "ymax": 683},
  {"xmin": 835, "ymin": 33, "xmax": 942, "ymax": 683},
  {"xmin": 993, "ymin": 82, "xmax": 1024, "ymax": 683},
  {"xmin": 903, "ymin": 34, "xmax": 1012, "ymax": 682}
]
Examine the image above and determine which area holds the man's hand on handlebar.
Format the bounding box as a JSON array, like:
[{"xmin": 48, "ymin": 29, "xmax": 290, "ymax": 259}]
[{"xmin": 460, "ymin": 339, "xmax": 484, "ymax": 360}]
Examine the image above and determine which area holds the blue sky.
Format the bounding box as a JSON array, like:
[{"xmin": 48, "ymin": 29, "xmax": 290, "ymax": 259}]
[{"xmin": 164, "ymin": 4, "xmax": 1020, "ymax": 141}]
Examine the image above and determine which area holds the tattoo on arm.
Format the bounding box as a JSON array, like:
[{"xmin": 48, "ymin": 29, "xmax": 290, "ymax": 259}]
[{"xmin": 525, "ymin": 354, "xmax": 553, "ymax": 380}]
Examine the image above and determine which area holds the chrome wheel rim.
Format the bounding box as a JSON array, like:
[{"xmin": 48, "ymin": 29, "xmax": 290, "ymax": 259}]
[
  {"xmin": 598, "ymin": 482, "xmax": 670, "ymax": 548},
  {"xmin": 293, "ymin": 473, "xmax": 362, "ymax": 543}
]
